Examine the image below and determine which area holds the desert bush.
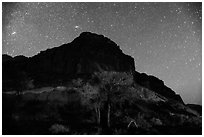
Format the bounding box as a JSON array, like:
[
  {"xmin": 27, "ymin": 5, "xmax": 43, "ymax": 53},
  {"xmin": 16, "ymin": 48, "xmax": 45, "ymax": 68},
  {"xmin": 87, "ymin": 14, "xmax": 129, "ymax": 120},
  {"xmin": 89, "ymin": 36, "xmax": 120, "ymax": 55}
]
[
  {"xmin": 80, "ymin": 83, "xmax": 101, "ymax": 125},
  {"xmin": 95, "ymin": 71, "xmax": 133, "ymax": 86},
  {"xmin": 76, "ymin": 71, "xmax": 135, "ymax": 128},
  {"xmin": 151, "ymin": 117, "xmax": 163, "ymax": 126},
  {"xmin": 135, "ymin": 113, "xmax": 152, "ymax": 129},
  {"xmin": 49, "ymin": 124, "xmax": 70, "ymax": 134}
]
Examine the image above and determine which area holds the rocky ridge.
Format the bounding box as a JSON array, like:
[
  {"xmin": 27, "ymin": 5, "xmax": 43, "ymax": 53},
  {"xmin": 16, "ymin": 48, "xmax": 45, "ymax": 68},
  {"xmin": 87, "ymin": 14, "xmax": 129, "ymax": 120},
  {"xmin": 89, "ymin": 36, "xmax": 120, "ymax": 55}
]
[{"xmin": 3, "ymin": 32, "xmax": 181, "ymax": 102}]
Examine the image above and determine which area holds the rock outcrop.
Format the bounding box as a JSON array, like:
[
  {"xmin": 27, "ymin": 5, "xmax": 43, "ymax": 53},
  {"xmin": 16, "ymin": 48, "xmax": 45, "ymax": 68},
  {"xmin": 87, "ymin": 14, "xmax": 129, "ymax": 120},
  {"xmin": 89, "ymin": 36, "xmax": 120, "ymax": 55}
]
[
  {"xmin": 187, "ymin": 104, "xmax": 202, "ymax": 116},
  {"xmin": 2, "ymin": 54, "xmax": 13, "ymax": 63},
  {"xmin": 133, "ymin": 71, "xmax": 184, "ymax": 103},
  {"xmin": 30, "ymin": 32, "xmax": 135, "ymax": 73}
]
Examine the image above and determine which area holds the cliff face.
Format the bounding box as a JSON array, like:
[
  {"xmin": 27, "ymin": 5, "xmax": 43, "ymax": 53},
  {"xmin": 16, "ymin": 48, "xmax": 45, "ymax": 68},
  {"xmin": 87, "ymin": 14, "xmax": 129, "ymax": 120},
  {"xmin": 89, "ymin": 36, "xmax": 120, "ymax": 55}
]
[
  {"xmin": 3, "ymin": 32, "xmax": 135, "ymax": 87},
  {"xmin": 133, "ymin": 72, "xmax": 184, "ymax": 103},
  {"xmin": 28, "ymin": 32, "xmax": 135, "ymax": 74}
]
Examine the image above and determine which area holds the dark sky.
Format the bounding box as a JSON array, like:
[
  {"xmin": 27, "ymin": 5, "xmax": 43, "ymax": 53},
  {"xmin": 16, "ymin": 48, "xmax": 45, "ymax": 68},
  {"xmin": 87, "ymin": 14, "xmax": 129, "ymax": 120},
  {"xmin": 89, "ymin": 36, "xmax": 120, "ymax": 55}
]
[{"xmin": 2, "ymin": 2, "xmax": 202, "ymax": 104}]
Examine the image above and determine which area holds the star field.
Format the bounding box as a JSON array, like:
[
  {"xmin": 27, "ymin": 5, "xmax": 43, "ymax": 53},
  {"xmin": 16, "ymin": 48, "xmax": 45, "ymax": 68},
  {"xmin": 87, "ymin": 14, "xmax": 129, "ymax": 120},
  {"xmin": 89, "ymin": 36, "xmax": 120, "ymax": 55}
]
[{"xmin": 2, "ymin": 2, "xmax": 202, "ymax": 104}]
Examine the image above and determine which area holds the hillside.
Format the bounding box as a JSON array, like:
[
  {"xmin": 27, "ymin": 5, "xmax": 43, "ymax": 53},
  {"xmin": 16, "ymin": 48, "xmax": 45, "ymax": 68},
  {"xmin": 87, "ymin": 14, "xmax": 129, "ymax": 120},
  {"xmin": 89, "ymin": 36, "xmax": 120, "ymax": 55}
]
[{"xmin": 2, "ymin": 32, "xmax": 201, "ymax": 135}]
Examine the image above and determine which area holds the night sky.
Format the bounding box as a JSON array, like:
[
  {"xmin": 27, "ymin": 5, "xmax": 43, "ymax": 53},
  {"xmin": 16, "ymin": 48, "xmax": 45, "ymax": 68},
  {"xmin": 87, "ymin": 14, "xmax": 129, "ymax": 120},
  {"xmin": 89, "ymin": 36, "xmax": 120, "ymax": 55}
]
[{"xmin": 2, "ymin": 2, "xmax": 202, "ymax": 105}]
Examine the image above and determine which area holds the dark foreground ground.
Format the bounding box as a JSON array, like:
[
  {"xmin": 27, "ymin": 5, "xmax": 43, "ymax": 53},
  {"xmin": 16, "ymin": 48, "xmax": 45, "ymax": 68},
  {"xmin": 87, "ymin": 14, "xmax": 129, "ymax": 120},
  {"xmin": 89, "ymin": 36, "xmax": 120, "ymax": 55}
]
[
  {"xmin": 2, "ymin": 73, "xmax": 202, "ymax": 135},
  {"xmin": 3, "ymin": 120, "xmax": 202, "ymax": 135},
  {"xmin": 3, "ymin": 90, "xmax": 201, "ymax": 135}
]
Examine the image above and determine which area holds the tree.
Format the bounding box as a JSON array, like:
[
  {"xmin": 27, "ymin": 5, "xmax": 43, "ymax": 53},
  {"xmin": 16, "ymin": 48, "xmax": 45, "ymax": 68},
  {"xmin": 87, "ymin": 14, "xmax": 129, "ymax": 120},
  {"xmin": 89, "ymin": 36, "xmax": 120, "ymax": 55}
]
[
  {"xmin": 81, "ymin": 83, "xmax": 101, "ymax": 125},
  {"xmin": 81, "ymin": 71, "xmax": 133, "ymax": 129},
  {"xmin": 96, "ymin": 71, "xmax": 133, "ymax": 128}
]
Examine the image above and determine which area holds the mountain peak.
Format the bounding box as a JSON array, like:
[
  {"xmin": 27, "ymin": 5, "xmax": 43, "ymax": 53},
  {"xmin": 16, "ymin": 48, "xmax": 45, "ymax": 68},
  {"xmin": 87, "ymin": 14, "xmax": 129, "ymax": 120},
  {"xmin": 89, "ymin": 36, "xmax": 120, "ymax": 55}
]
[
  {"xmin": 72, "ymin": 32, "xmax": 119, "ymax": 50},
  {"xmin": 79, "ymin": 31, "xmax": 99, "ymax": 36},
  {"xmin": 3, "ymin": 32, "xmax": 135, "ymax": 88},
  {"xmin": 3, "ymin": 32, "xmax": 183, "ymax": 103},
  {"xmin": 78, "ymin": 31, "xmax": 106, "ymax": 39}
]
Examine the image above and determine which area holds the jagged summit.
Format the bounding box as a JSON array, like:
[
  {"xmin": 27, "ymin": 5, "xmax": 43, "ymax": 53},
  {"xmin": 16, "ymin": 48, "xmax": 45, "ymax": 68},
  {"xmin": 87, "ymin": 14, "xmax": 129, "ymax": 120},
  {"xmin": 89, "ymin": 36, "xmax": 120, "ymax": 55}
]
[
  {"xmin": 31, "ymin": 32, "xmax": 135, "ymax": 73},
  {"xmin": 76, "ymin": 31, "xmax": 118, "ymax": 45},
  {"xmin": 71, "ymin": 32, "xmax": 122, "ymax": 55},
  {"xmin": 78, "ymin": 31, "xmax": 104, "ymax": 38},
  {"xmin": 77, "ymin": 31, "xmax": 112, "ymax": 42}
]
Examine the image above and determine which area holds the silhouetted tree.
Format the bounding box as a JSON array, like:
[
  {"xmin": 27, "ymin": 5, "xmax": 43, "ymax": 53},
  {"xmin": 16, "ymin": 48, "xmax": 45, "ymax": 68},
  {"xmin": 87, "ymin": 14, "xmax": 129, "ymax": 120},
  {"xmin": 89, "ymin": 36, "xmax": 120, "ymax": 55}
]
[
  {"xmin": 81, "ymin": 83, "xmax": 101, "ymax": 125},
  {"xmin": 96, "ymin": 71, "xmax": 133, "ymax": 128},
  {"xmin": 81, "ymin": 71, "xmax": 133, "ymax": 130}
]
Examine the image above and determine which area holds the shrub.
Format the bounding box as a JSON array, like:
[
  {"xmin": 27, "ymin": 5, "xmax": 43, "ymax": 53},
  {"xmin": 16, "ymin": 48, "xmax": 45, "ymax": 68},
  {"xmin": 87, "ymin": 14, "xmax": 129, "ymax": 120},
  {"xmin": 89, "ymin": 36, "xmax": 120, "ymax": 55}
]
[{"xmin": 49, "ymin": 124, "xmax": 70, "ymax": 134}]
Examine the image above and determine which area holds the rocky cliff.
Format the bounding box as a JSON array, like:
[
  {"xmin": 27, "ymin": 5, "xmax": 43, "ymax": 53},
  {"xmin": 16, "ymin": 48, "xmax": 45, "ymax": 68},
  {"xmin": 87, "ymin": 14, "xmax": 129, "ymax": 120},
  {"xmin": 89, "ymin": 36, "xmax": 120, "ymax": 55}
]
[{"xmin": 29, "ymin": 32, "xmax": 135, "ymax": 74}]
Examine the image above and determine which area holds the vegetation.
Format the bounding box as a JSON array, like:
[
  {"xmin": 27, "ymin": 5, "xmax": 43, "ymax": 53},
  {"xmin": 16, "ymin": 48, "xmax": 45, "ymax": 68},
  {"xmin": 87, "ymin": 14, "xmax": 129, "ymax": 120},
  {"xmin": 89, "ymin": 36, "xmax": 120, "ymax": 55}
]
[{"xmin": 2, "ymin": 71, "xmax": 202, "ymax": 135}]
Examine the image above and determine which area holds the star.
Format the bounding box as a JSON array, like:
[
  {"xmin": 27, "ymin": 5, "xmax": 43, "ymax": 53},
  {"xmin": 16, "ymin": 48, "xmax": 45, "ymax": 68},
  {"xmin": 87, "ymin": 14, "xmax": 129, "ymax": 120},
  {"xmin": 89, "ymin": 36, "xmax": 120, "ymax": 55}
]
[
  {"xmin": 11, "ymin": 31, "xmax": 16, "ymax": 35},
  {"xmin": 74, "ymin": 25, "xmax": 80, "ymax": 29}
]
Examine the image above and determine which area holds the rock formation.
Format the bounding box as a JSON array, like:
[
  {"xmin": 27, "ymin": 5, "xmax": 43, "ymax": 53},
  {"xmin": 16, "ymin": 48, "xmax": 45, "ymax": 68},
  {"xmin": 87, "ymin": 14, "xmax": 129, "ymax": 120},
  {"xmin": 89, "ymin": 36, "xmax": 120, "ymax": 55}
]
[{"xmin": 3, "ymin": 32, "xmax": 182, "ymax": 103}]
